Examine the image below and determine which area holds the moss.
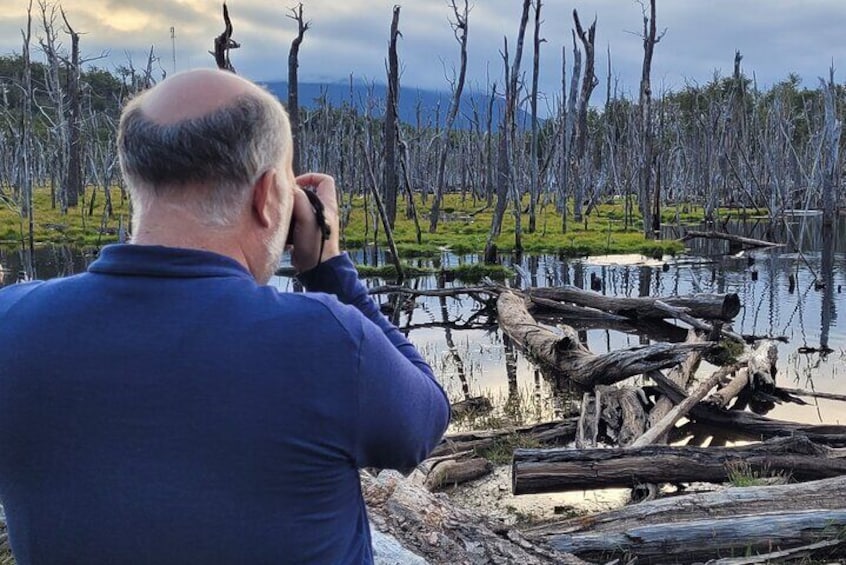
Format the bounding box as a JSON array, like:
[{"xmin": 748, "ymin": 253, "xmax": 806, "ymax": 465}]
[{"xmin": 4, "ymin": 188, "xmax": 704, "ymax": 257}]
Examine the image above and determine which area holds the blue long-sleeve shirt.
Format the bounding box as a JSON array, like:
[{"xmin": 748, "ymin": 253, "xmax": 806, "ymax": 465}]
[{"xmin": 0, "ymin": 245, "xmax": 450, "ymax": 564}]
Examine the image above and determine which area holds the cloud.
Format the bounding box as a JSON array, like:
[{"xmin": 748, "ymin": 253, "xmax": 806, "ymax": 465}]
[{"xmin": 0, "ymin": 0, "xmax": 845, "ymax": 102}]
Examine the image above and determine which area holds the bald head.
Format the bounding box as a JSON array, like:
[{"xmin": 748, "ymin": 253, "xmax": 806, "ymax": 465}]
[
  {"xmin": 140, "ymin": 69, "xmax": 263, "ymax": 125},
  {"xmin": 118, "ymin": 68, "xmax": 292, "ymax": 227}
]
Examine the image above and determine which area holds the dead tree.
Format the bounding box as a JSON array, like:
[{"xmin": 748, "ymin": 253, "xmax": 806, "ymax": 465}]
[
  {"xmin": 212, "ymin": 3, "xmax": 239, "ymax": 72},
  {"xmin": 60, "ymin": 8, "xmax": 81, "ymax": 208},
  {"xmin": 527, "ymin": 0, "xmax": 543, "ymax": 233},
  {"xmin": 571, "ymin": 10, "xmax": 597, "ymax": 223},
  {"xmin": 821, "ymin": 67, "xmax": 840, "ymax": 227},
  {"xmin": 483, "ymin": 0, "xmax": 531, "ymax": 262},
  {"xmin": 21, "ymin": 0, "xmax": 35, "ymax": 278},
  {"xmin": 638, "ymin": 0, "xmax": 662, "ymax": 238},
  {"xmin": 381, "ymin": 5, "xmax": 401, "ymax": 229},
  {"xmin": 286, "ymin": 3, "xmax": 309, "ymax": 176},
  {"xmin": 429, "ymin": 0, "xmax": 469, "ymax": 233}
]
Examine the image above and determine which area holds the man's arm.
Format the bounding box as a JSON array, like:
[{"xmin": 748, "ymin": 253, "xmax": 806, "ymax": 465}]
[
  {"xmin": 298, "ymin": 254, "xmax": 450, "ymax": 469},
  {"xmin": 290, "ymin": 173, "xmax": 449, "ymax": 470}
]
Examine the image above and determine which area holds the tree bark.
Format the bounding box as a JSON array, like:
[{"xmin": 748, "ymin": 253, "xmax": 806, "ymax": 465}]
[
  {"xmin": 512, "ymin": 435, "xmax": 846, "ymax": 495},
  {"xmin": 532, "ymin": 509, "xmax": 846, "ymax": 563},
  {"xmin": 528, "ymin": 285, "xmax": 740, "ymax": 321},
  {"xmin": 362, "ymin": 470, "xmax": 587, "ymax": 564},
  {"xmin": 497, "ymin": 291, "xmax": 711, "ymax": 388},
  {"xmin": 430, "ymin": 419, "xmax": 578, "ymax": 458},
  {"xmin": 527, "ymin": 475, "xmax": 846, "ymax": 538}
]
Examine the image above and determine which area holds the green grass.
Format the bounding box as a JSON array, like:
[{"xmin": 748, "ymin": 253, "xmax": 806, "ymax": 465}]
[
  {"xmin": 0, "ymin": 187, "xmax": 755, "ymax": 258},
  {"xmin": 725, "ymin": 460, "xmax": 790, "ymax": 487}
]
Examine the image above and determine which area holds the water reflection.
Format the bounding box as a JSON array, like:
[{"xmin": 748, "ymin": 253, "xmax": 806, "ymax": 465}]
[{"xmin": 4, "ymin": 216, "xmax": 845, "ymax": 428}]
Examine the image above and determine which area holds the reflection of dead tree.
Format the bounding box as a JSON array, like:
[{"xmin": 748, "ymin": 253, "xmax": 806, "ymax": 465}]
[{"xmin": 212, "ymin": 3, "xmax": 239, "ymax": 72}]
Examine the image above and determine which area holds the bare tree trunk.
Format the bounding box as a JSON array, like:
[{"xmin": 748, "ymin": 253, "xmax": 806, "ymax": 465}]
[
  {"xmin": 21, "ymin": 0, "xmax": 35, "ymax": 279},
  {"xmin": 286, "ymin": 3, "xmax": 309, "ymax": 176},
  {"xmin": 638, "ymin": 0, "xmax": 661, "ymax": 238},
  {"xmin": 528, "ymin": 0, "xmax": 542, "ymax": 233},
  {"xmin": 61, "ymin": 9, "xmax": 81, "ymax": 208},
  {"xmin": 382, "ymin": 5, "xmax": 401, "ymax": 228},
  {"xmin": 484, "ymin": 0, "xmax": 531, "ymax": 261},
  {"xmin": 821, "ymin": 67, "xmax": 840, "ymax": 227},
  {"xmin": 572, "ymin": 10, "xmax": 597, "ymax": 223},
  {"xmin": 430, "ymin": 0, "xmax": 469, "ymax": 233}
]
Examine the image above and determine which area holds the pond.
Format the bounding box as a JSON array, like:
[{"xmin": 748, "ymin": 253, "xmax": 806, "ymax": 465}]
[{"xmin": 2, "ymin": 214, "xmax": 844, "ymax": 431}]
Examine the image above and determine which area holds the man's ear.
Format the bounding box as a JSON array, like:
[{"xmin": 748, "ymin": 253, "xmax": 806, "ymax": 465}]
[{"xmin": 252, "ymin": 169, "xmax": 277, "ymax": 228}]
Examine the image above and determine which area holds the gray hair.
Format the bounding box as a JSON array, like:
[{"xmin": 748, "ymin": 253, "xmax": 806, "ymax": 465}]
[{"xmin": 118, "ymin": 89, "xmax": 291, "ymax": 226}]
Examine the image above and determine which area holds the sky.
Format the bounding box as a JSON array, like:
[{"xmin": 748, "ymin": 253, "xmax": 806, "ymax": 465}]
[{"xmin": 3, "ymin": 0, "xmax": 846, "ymax": 105}]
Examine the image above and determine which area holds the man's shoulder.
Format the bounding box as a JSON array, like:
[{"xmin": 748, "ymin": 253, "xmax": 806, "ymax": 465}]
[
  {"xmin": 0, "ymin": 280, "xmax": 47, "ymax": 316},
  {"xmin": 257, "ymin": 286, "xmax": 368, "ymax": 340}
]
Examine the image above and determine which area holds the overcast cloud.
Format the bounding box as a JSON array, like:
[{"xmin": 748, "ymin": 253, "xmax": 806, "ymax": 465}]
[{"xmin": 2, "ymin": 0, "xmax": 846, "ymax": 100}]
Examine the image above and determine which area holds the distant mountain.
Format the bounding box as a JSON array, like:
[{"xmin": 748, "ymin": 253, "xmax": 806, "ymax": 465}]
[{"xmin": 260, "ymin": 80, "xmax": 532, "ymax": 129}]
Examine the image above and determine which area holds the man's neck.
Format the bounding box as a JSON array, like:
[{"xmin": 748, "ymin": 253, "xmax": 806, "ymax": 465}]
[{"xmin": 131, "ymin": 209, "xmax": 252, "ymax": 275}]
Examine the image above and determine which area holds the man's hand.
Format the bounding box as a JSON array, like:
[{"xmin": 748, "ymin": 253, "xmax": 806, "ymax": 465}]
[{"xmin": 289, "ymin": 173, "xmax": 341, "ymax": 273}]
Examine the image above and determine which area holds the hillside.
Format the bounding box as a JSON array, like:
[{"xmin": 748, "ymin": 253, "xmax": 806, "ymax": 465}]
[{"xmin": 261, "ymin": 80, "xmax": 533, "ymax": 129}]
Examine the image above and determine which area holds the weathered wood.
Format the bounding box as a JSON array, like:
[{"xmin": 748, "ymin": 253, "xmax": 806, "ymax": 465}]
[
  {"xmin": 512, "ymin": 435, "xmax": 846, "ymax": 495},
  {"xmin": 525, "ymin": 475, "xmax": 846, "ymax": 537},
  {"xmin": 681, "ymin": 229, "xmax": 784, "ymax": 250},
  {"xmin": 430, "ymin": 419, "xmax": 577, "ymax": 458},
  {"xmin": 645, "ymin": 331, "xmax": 703, "ymax": 443},
  {"xmin": 632, "ymin": 365, "xmax": 735, "ymax": 447},
  {"xmin": 746, "ymin": 338, "xmax": 778, "ymax": 389},
  {"xmin": 528, "ymin": 286, "xmax": 740, "ymax": 321},
  {"xmin": 709, "ymin": 539, "xmax": 845, "ymax": 565},
  {"xmin": 778, "ymin": 386, "xmax": 846, "ymax": 403},
  {"xmin": 650, "ymin": 374, "xmax": 846, "ymax": 444},
  {"xmin": 497, "ymin": 292, "xmax": 711, "ymax": 388},
  {"xmin": 706, "ymin": 367, "xmax": 749, "ymax": 408},
  {"xmin": 363, "ymin": 470, "xmax": 586, "ymax": 564},
  {"xmin": 540, "ymin": 510, "xmax": 846, "ymax": 563},
  {"xmin": 424, "ymin": 457, "xmax": 493, "ymax": 491}
]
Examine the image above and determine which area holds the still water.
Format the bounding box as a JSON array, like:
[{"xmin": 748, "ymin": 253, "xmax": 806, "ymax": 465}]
[{"xmin": 2, "ymin": 215, "xmax": 844, "ymax": 429}]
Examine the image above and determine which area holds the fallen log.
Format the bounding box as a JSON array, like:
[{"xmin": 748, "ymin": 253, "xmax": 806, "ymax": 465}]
[
  {"xmin": 528, "ymin": 286, "xmax": 741, "ymax": 321},
  {"xmin": 709, "ymin": 539, "xmax": 845, "ymax": 564},
  {"xmin": 649, "ymin": 373, "xmax": 846, "ymax": 444},
  {"xmin": 632, "ymin": 364, "xmax": 735, "ymax": 447},
  {"xmin": 524, "ymin": 475, "xmax": 846, "ymax": 537},
  {"xmin": 705, "ymin": 367, "xmax": 749, "ymax": 408},
  {"xmin": 430, "ymin": 419, "xmax": 577, "ymax": 458},
  {"xmin": 681, "ymin": 230, "xmax": 784, "ymax": 250},
  {"xmin": 496, "ymin": 292, "xmax": 712, "ymax": 388},
  {"xmin": 362, "ymin": 470, "xmax": 586, "ymax": 564},
  {"xmin": 645, "ymin": 331, "xmax": 704, "ymax": 443},
  {"xmin": 535, "ymin": 509, "xmax": 846, "ymax": 564},
  {"xmin": 423, "ymin": 457, "xmax": 493, "ymax": 491},
  {"xmin": 777, "ymin": 386, "xmax": 846, "ymax": 403},
  {"xmin": 512, "ymin": 435, "xmax": 846, "ymax": 495}
]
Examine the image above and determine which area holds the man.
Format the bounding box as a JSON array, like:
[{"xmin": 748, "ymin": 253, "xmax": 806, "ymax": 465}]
[{"xmin": 0, "ymin": 69, "xmax": 450, "ymax": 564}]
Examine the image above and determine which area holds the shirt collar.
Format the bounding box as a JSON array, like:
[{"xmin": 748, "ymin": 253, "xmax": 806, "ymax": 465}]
[{"xmin": 88, "ymin": 244, "xmax": 254, "ymax": 280}]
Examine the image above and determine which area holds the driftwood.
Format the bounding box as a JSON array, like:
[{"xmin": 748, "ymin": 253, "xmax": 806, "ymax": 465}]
[
  {"xmin": 706, "ymin": 367, "xmax": 749, "ymax": 408},
  {"xmin": 577, "ymin": 386, "xmax": 647, "ymax": 447},
  {"xmin": 496, "ymin": 292, "xmax": 711, "ymax": 387},
  {"xmin": 649, "ymin": 374, "xmax": 846, "ymax": 444},
  {"xmin": 362, "ymin": 470, "xmax": 586, "ymax": 564},
  {"xmin": 430, "ymin": 419, "xmax": 577, "ymax": 459},
  {"xmin": 512, "ymin": 435, "xmax": 846, "ymax": 494},
  {"xmin": 528, "ymin": 286, "xmax": 741, "ymax": 321},
  {"xmin": 681, "ymin": 229, "xmax": 784, "ymax": 250},
  {"xmin": 644, "ymin": 331, "xmax": 703, "ymax": 443},
  {"xmin": 632, "ymin": 364, "xmax": 735, "ymax": 447},
  {"xmin": 778, "ymin": 386, "xmax": 846, "ymax": 403},
  {"xmin": 534, "ymin": 509, "xmax": 846, "ymax": 563},
  {"xmin": 525, "ymin": 474, "xmax": 846, "ymax": 538},
  {"xmin": 423, "ymin": 457, "xmax": 493, "ymax": 491}
]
